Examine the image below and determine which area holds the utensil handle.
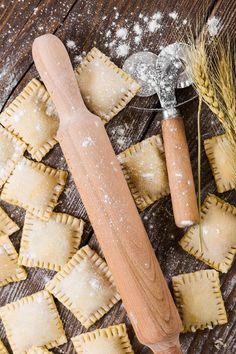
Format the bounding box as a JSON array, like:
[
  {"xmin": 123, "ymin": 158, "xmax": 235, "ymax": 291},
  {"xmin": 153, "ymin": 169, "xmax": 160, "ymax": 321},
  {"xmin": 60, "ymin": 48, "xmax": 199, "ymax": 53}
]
[
  {"xmin": 152, "ymin": 345, "xmax": 183, "ymax": 354},
  {"xmin": 161, "ymin": 116, "xmax": 199, "ymax": 228},
  {"xmin": 32, "ymin": 34, "xmax": 183, "ymax": 354}
]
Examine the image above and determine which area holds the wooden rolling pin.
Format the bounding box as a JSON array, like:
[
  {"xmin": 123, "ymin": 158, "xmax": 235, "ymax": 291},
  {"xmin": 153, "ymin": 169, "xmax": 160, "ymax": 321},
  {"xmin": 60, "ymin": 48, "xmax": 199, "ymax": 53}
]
[{"xmin": 32, "ymin": 34, "xmax": 182, "ymax": 354}]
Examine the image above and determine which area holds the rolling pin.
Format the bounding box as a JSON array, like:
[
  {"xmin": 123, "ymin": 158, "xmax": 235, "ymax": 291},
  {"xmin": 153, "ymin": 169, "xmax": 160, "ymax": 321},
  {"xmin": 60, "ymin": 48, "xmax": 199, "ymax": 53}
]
[{"xmin": 32, "ymin": 34, "xmax": 182, "ymax": 354}]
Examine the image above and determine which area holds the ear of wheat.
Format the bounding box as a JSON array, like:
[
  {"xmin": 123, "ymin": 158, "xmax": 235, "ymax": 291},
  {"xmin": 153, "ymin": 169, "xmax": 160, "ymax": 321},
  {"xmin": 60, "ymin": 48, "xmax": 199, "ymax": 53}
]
[
  {"xmin": 187, "ymin": 31, "xmax": 236, "ymax": 250},
  {"xmin": 187, "ymin": 31, "xmax": 236, "ymax": 164}
]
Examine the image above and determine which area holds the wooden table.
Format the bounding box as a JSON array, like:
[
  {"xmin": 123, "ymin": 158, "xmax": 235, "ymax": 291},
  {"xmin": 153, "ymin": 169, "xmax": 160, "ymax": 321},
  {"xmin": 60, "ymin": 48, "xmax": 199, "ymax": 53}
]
[{"xmin": 0, "ymin": 0, "xmax": 235, "ymax": 353}]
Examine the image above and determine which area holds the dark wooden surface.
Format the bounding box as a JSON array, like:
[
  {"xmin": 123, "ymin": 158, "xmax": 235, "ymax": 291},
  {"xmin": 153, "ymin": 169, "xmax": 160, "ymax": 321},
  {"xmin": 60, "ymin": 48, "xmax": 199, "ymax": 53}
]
[{"xmin": 0, "ymin": 0, "xmax": 235, "ymax": 353}]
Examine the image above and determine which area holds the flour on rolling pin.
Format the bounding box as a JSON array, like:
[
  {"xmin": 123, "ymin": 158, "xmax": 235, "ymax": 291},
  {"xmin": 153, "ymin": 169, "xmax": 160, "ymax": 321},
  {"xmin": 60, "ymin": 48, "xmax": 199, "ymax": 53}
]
[{"xmin": 33, "ymin": 34, "xmax": 182, "ymax": 353}]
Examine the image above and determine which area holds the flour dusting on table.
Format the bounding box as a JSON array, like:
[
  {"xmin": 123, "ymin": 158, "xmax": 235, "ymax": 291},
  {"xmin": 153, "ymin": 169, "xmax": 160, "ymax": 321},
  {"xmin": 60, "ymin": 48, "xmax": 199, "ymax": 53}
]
[
  {"xmin": 65, "ymin": 8, "xmax": 193, "ymax": 63},
  {"xmin": 207, "ymin": 16, "xmax": 221, "ymax": 37}
]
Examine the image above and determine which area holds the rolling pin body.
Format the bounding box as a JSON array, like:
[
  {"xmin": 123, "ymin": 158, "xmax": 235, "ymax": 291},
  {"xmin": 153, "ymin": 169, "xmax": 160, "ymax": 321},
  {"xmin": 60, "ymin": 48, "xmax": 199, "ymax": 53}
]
[{"xmin": 32, "ymin": 34, "xmax": 182, "ymax": 354}]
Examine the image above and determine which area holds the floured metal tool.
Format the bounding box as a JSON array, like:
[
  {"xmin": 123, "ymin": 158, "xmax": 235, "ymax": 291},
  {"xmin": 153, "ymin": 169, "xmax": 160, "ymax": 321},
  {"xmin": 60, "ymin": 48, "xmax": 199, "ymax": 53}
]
[
  {"xmin": 122, "ymin": 51, "xmax": 158, "ymax": 97},
  {"xmin": 157, "ymin": 43, "xmax": 192, "ymax": 88},
  {"xmin": 123, "ymin": 43, "xmax": 199, "ymax": 228}
]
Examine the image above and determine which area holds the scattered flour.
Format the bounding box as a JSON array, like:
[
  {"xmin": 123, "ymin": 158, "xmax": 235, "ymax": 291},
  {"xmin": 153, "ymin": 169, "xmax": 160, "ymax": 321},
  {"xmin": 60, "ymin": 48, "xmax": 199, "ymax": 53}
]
[
  {"xmin": 73, "ymin": 51, "xmax": 86, "ymax": 64},
  {"xmin": 148, "ymin": 20, "xmax": 161, "ymax": 33},
  {"xmin": 115, "ymin": 43, "xmax": 130, "ymax": 57},
  {"xmin": 153, "ymin": 12, "xmax": 162, "ymax": 20},
  {"xmin": 214, "ymin": 338, "xmax": 227, "ymax": 350},
  {"xmin": 207, "ymin": 16, "xmax": 221, "ymax": 37},
  {"xmin": 169, "ymin": 11, "xmax": 179, "ymax": 20},
  {"xmin": 66, "ymin": 39, "xmax": 76, "ymax": 49},
  {"xmin": 133, "ymin": 23, "xmax": 142, "ymax": 35},
  {"xmin": 103, "ymin": 10, "xmax": 165, "ymax": 58},
  {"xmin": 81, "ymin": 136, "xmax": 95, "ymax": 147},
  {"xmin": 65, "ymin": 9, "xmax": 195, "ymax": 61},
  {"xmin": 116, "ymin": 27, "xmax": 128, "ymax": 39}
]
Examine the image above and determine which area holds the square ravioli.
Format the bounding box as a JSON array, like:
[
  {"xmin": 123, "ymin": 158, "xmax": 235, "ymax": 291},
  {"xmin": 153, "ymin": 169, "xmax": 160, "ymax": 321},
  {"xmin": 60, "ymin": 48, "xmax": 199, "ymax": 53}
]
[
  {"xmin": 75, "ymin": 48, "xmax": 140, "ymax": 123},
  {"xmin": 172, "ymin": 270, "xmax": 227, "ymax": 332},
  {"xmin": 0, "ymin": 79, "xmax": 59, "ymax": 161},
  {"xmin": 0, "ymin": 235, "xmax": 27, "ymax": 287},
  {"xmin": 1, "ymin": 157, "xmax": 68, "ymax": 220},
  {"xmin": 179, "ymin": 194, "xmax": 236, "ymax": 273},
  {"xmin": 0, "ymin": 206, "xmax": 19, "ymax": 236},
  {"xmin": 26, "ymin": 348, "xmax": 50, "ymax": 354},
  {"xmin": 46, "ymin": 245, "xmax": 120, "ymax": 329},
  {"xmin": 204, "ymin": 134, "xmax": 236, "ymax": 192},
  {"xmin": 0, "ymin": 341, "xmax": 8, "ymax": 354},
  {"xmin": 118, "ymin": 135, "xmax": 169, "ymax": 210},
  {"xmin": 72, "ymin": 324, "xmax": 134, "ymax": 354},
  {"xmin": 0, "ymin": 290, "xmax": 67, "ymax": 354},
  {"xmin": 0, "ymin": 126, "xmax": 26, "ymax": 188},
  {"xmin": 19, "ymin": 212, "xmax": 85, "ymax": 271}
]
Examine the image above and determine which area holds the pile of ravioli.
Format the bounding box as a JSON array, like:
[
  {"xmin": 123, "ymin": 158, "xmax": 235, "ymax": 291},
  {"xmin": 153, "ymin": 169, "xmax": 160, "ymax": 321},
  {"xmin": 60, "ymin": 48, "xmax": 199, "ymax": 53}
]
[{"xmin": 0, "ymin": 47, "xmax": 235, "ymax": 353}]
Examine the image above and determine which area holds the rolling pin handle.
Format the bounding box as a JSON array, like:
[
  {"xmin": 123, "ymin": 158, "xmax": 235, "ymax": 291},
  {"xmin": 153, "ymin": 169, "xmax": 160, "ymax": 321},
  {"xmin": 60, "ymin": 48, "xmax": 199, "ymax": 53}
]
[
  {"xmin": 152, "ymin": 346, "xmax": 182, "ymax": 354},
  {"xmin": 150, "ymin": 335, "xmax": 182, "ymax": 354}
]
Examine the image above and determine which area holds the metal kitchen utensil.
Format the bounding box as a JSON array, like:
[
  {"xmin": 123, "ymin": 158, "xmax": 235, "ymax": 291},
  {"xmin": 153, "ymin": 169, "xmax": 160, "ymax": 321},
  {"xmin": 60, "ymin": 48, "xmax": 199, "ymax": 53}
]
[
  {"xmin": 123, "ymin": 43, "xmax": 199, "ymax": 228},
  {"xmin": 122, "ymin": 51, "xmax": 159, "ymax": 97},
  {"xmin": 157, "ymin": 42, "xmax": 193, "ymax": 88},
  {"xmin": 156, "ymin": 43, "xmax": 199, "ymax": 228}
]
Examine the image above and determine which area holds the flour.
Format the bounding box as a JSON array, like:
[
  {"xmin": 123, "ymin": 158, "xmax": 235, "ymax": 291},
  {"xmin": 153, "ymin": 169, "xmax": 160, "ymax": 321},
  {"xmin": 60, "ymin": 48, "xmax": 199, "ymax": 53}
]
[
  {"xmin": 116, "ymin": 27, "xmax": 128, "ymax": 40},
  {"xmin": 0, "ymin": 61, "xmax": 18, "ymax": 110},
  {"xmin": 214, "ymin": 338, "xmax": 227, "ymax": 350},
  {"xmin": 106, "ymin": 29, "xmax": 111, "ymax": 38},
  {"xmin": 153, "ymin": 12, "xmax": 163, "ymax": 20},
  {"xmin": 81, "ymin": 136, "xmax": 95, "ymax": 147},
  {"xmin": 148, "ymin": 20, "xmax": 161, "ymax": 33},
  {"xmin": 66, "ymin": 39, "xmax": 76, "ymax": 50},
  {"xmin": 65, "ymin": 9, "xmax": 195, "ymax": 62},
  {"xmin": 102, "ymin": 10, "xmax": 167, "ymax": 58},
  {"xmin": 207, "ymin": 16, "xmax": 221, "ymax": 37},
  {"xmin": 133, "ymin": 23, "xmax": 142, "ymax": 35},
  {"xmin": 115, "ymin": 43, "xmax": 130, "ymax": 57},
  {"xmin": 169, "ymin": 11, "xmax": 179, "ymax": 20}
]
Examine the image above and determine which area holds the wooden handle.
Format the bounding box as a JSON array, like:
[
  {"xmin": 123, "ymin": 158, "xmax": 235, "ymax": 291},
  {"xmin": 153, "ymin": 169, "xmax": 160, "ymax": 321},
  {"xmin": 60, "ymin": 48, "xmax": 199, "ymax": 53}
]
[
  {"xmin": 32, "ymin": 34, "xmax": 183, "ymax": 353},
  {"xmin": 162, "ymin": 116, "xmax": 199, "ymax": 228},
  {"xmin": 152, "ymin": 344, "xmax": 183, "ymax": 354}
]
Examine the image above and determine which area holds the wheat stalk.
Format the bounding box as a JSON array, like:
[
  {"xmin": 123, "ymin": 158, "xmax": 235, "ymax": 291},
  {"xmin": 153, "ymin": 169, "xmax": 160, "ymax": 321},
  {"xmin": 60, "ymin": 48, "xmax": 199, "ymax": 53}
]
[
  {"xmin": 212, "ymin": 41, "xmax": 236, "ymax": 146},
  {"xmin": 187, "ymin": 31, "xmax": 236, "ymax": 250},
  {"xmin": 188, "ymin": 37, "xmax": 225, "ymax": 123},
  {"xmin": 188, "ymin": 33, "xmax": 236, "ymax": 160}
]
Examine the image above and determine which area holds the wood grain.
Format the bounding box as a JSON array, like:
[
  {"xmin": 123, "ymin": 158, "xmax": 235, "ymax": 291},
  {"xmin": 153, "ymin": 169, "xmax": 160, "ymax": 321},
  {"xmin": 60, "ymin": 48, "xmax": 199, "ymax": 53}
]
[
  {"xmin": 161, "ymin": 116, "xmax": 199, "ymax": 228},
  {"xmin": 0, "ymin": 0, "xmax": 235, "ymax": 353}
]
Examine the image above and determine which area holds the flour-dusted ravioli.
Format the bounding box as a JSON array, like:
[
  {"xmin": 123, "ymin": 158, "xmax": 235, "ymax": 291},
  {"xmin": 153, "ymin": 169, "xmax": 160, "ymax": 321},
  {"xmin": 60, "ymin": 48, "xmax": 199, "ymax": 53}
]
[
  {"xmin": 118, "ymin": 135, "xmax": 169, "ymax": 210},
  {"xmin": 46, "ymin": 245, "xmax": 120, "ymax": 329},
  {"xmin": 0, "ymin": 290, "xmax": 67, "ymax": 354},
  {"xmin": 0, "ymin": 206, "xmax": 19, "ymax": 236},
  {"xmin": 204, "ymin": 134, "xmax": 236, "ymax": 192},
  {"xmin": 172, "ymin": 270, "xmax": 227, "ymax": 332},
  {"xmin": 19, "ymin": 212, "xmax": 85, "ymax": 271},
  {"xmin": 72, "ymin": 324, "xmax": 134, "ymax": 354},
  {"xmin": 0, "ymin": 79, "xmax": 59, "ymax": 161},
  {"xmin": 0, "ymin": 126, "xmax": 26, "ymax": 188},
  {"xmin": 1, "ymin": 157, "xmax": 68, "ymax": 220},
  {"xmin": 179, "ymin": 194, "xmax": 236, "ymax": 273},
  {"xmin": 0, "ymin": 341, "xmax": 8, "ymax": 354},
  {"xmin": 0, "ymin": 235, "xmax": 27, "ymax": 287},
  {"xmin": 75, "ymin": 48, "xmax": 140, "ymax": 123},
  {"xmin": 26, "ymin": 347, "xmax": 51, "ymax": 354}
]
